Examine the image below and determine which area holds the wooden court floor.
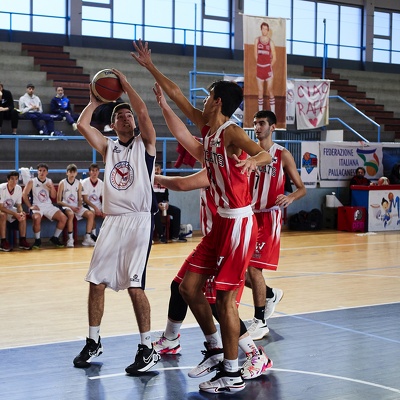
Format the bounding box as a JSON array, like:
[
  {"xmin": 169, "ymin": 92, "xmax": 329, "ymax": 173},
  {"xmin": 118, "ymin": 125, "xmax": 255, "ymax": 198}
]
[{"xmin": 0, "ymin": 229, "xmax": 399, "ymax": 399}]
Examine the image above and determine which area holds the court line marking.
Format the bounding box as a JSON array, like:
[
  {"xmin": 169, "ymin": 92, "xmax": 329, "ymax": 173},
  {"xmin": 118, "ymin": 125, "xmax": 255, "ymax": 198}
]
[{"xmin": 86, "ymin": 366, "xmax": 400, "ymax": 394}]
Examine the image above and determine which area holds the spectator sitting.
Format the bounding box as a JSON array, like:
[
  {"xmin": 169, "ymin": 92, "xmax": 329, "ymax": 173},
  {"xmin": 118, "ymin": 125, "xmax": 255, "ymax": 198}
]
[
  {"xmin": 0, "ymin": 171, "xmax": 31, "ymax": 251},
  {"xmin": 153, "ymin": 163, "xmax": 187, "ymax": 243},
  {"xmin": 57, "ymin": 163, "xmax": 96, "ymax": 248},
  {"xmin": 388, "ymin": 162, "xmax": 400, "ymax": 184},
  {"xmin": 0, "ymin": 82, "xmax": 19, "ymax": 135},
  {"xmin": 350, "ymin": 167, "xmax": 371, "ymax": 186},
  {"xmin": 81, "ymin": 163, "xmax": 104, "ymax": 241},
  {"xmin": 19, "ymin": 83, "xmax": 57, "ymax": 135},
  {"xmin": 50, "ymin": 86, "xmax": 79, "ymax": 131}
]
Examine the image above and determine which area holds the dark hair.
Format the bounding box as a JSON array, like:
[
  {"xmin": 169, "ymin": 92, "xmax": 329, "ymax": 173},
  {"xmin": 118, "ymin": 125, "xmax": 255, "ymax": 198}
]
[
  {"xmin": 356, "ymin": 167, "xmax": 366, "ymax": 174},
  {"xmin": 261, "ymin": 22, "xmax": 269, "ymax": 30},
  {"xmin": 36, "ymin": 163, "xmax": 49, "ymax": 171},
  {"xmin": 208, "ymin": 80, "xmax": 243, "ymax": 117},
  {"xmin": 110, "ymin": 102, "xmax": 134, "ymax": 123},
  {"xmin": 253, "ymin": 110, "xmax": 277, "ymax": 125},
  {"xmin": 7, "ymin": 171, "xmax": 19, "ymax": 180},
  {"xmin": 66, "ymin": 163, "xmax": 77, "ymax": 172},
  {"xmin": 89, "ymin": 163, "xmax": 99, "ymax": 171}
]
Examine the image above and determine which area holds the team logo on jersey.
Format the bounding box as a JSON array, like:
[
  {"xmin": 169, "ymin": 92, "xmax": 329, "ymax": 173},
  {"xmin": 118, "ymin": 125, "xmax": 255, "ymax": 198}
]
[
  {"xmin": 38, "ymin": 189, "xmax": 49, "ymax": 202},
  {"xmin": 67, "ymin": 193, "xmax": 76, "ymax": 204},
  {"xmin": 4, "ymin": 199, "xmax": 14, "ymax": 209},
  {"xmin": 112, "ymin": 146, "xmax": 122, "ymax": 153},
  {"xmin": 110, "ymin": 161, "xmax": 134, "ymax": 191},
  {"xmin": 210, "ymin": 138, "xmax": 221, "ymax": 147}
]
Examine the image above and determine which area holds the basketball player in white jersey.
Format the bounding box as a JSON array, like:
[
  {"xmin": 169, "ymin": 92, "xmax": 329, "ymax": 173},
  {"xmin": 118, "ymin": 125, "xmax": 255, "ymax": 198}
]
[
  {"xmin": 255, "ymin": 22, "xmax": 276, "ymax": 112},
  {"xmin": 57, "ymin": 163, "xmax": 96, "ymax": 248},
  {"xmin": 81, "ymin": 163, "xmax": 104, "ymax": 241},
  {"xmin": 132, "ymin": 41, "xmax": 271, "ymax": 393},
  {"xmin": 22, "ymin": 163, "xmax": 67, "ymax": 249},
  {"xmin": 0, "ymin": 170, "xmax": 31, "ymax": 251},
  {"xmin": 73, "ymin": 68, "xmax": 160, "ymax": 374}
]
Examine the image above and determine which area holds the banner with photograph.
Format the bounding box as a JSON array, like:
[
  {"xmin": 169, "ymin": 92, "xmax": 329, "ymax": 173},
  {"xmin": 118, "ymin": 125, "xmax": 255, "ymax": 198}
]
[
  {"xmin": 243, "ymin": 15, "xmax": 287, "ymax": 129},
  {"xmin": 294, "ymin": 80, "xmax": 330, "ymax": 130},
  {"xmin": 301, "ymin": 141, "xmax": 319, "ymax": 188},
  {"xmin": 319, "ymin": 142, "xmax": 383, "ymax": 180}
]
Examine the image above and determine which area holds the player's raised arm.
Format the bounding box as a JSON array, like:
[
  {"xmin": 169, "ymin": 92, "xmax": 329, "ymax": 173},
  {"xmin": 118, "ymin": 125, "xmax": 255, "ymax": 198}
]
[
  {"xmin": 153, "ymin": 83, "xmax": 203, "ymax": 162},
  {"xmin": 76, "ymin": 89, "xmax": 108, "ymax": 157},
  {"xmin": 112, "ymin": 68, "xmax": 156, "ymax": 156},
  {"xmin": 131, "ymin": 39, "xmax": 207, "ymax": 130}
]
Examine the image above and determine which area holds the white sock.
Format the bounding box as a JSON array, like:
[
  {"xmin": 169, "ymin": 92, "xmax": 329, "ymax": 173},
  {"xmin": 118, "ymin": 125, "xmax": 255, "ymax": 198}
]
[
  {"xmin": 89, "ymin": 326, "xmax": 100, "ymax": 342},
  {"xmin": 35, "ymin": 232, "xmax": 40, "ymax": 239},
  {"xmin": 238, "ymin": 333, "xmax": 258, "ymax": 356},
  {"xmin": 223, "ymin": 358, "xmax": 239, "ymax": 372},
  {"xmin": 140, "ymin": 331, "xmax": 152, "ymax": 348},
  {"xmin": 54, "ymin": 228, "xmax": 62, "ymax": 237},
  {"xmin": 164, "ymin": 319, "xmax": 182, "ymax": 340},
  {"xmin": 68, "ymin": 232, "xmax": 73, "ymax": 239},
  {"xmin": 205, "ymin": 331, "xmax": 223, "ymax": 349},
  {"xmin": 91, "ymin": 229, "xmax": 96, "ymax": 235}
]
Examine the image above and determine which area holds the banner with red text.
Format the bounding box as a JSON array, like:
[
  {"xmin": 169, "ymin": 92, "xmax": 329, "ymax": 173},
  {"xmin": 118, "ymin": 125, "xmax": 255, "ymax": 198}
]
[{"xmin": 294, "ymin": 80, "xmax": 330, "ymax": 130}]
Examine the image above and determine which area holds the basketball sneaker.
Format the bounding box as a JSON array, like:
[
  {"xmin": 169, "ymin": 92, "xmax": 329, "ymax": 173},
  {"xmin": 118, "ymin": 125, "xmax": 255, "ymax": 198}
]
[
  {"xmin": 188, "ymin": 342, "xmax": 224, "ymax": 378},
  {"xmin": 73, "ymin": 337, "xmax": 103, "ymax": 368},
  {"xmin": 153, "ymin": 333, "xmax": 182, "ymax": 354},
  {"xmin": 19, "ymin": 239, "xmax": 31, "ymax": 250},
  {"xmin": 90, "ymin": 234, "xmax": 98, "ymax": 242},
  {"xmin": 242, "ymin": 346, "xmax": 273, "ymax": 380},
  {"xmin": 125, "ymin": 344, "xmax": 160, "ymax": 374},
  {"xmin": 247, "ymin": 318, "xmax": 270, "ymax": 340},
  {"xmin": 50, "ymin": 236, "xmax": 64, "ymax": 248},
  {"xmin": 199, "ymin": 363, "xmax": 245, "ymax": 393},
  {"xmin": 0, "ymin": 240, "xmax": 11, "ymax": 252},
  {"xmin": 66, "ymin": 238, "xmax": 74, "ymax": 248},
  {"xmin": 264, "ymin": 288, "xmax": 284, "ymax": 320},
  {"xmin": 31, "ymin": 238, "xmax": 41, "ymax": 249},
  {"xmin": 82, "ymin": 237, "xmax": 96, "ymax": 247}
]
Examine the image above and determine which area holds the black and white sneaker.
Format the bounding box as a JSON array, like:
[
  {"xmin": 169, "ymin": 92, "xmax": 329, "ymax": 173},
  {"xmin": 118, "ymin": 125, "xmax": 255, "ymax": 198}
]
[
  {"xmin": 90, "ymin": 234, "xmax": 98, "ymax": 242},
  {"xmin": 31, "ymin": 238, "xmax": 42, "ymax": 249},
  {"xmin": 49, "ymin": 236, "xmax": 64, "ymax": 248},
  {"xmin": 73, "ymin": 337, "xmax": 103, "ymax": 368},
  {"xmin": 188, "ymin": 342, "xmax": 224, "ymax": 378},
  {"xmin": 125, "ymin": 344, "xmax": 160, "ymax": 374},
  {"xmin": 199, "ymin": 363, "xmax": 245, "ymax": 393}
]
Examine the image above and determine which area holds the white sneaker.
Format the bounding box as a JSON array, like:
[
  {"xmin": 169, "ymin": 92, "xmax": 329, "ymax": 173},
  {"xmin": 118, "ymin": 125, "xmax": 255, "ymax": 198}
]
[
  {"xmin": 153, "ymin": 333, "xmax": 181, "ymax": 354},
  {"xmin": 82, "ymin": 237, "xmax": 96, "ymax": 247},
  {"xmin": 72, "ymin": 122, "xmax": 78, "ymax": 131},
  {"xmin": 188, "ymin": 342, "xmax": 224, "ymax": 378},
  {"xmin": 199, "ymin": 365, "xmax": 245, "ymax": 393},
  {"xmin": 247, "ymin": 318, "xmax": 269, "ymax": 341},
  {"xmin": 242, "ymin": 346, "xmax": 273, "ymax": 380},
  {"xmin": 66, "ymin": 238, "xmax": 74, "ymax": 248},
  {"xmin": 264, "ymin": 288, "xmax": 284, "ymax": 320}
]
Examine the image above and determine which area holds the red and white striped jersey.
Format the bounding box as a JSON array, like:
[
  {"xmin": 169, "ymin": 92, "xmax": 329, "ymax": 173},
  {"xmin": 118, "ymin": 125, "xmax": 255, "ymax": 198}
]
[
  {"xmin": 250, "ymin": 143, "xmax": 285, "ymax": 211},
  {"xmin": 202, "ymin": 121, "xmax": 252, "ymax": 210}
]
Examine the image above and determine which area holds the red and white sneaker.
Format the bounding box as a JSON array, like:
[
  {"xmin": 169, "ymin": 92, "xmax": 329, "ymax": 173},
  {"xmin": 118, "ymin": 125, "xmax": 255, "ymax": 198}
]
[
  {"xmin": 242, "ymin": 346, "xmax": 273, "ymax": 380},
  {"xmin": 153, "ymin": 333, "xmax": 181, "ymax": 354},
  {"xmin": 0, "ymin": 240, "xmax": 11, "ymax": 252}
]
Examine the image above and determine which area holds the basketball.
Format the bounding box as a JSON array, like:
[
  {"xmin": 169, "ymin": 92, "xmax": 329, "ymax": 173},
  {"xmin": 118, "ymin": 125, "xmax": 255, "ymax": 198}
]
[{"xmin": 91, "ymin": 69, "xmax": 123, "ymax": 102}]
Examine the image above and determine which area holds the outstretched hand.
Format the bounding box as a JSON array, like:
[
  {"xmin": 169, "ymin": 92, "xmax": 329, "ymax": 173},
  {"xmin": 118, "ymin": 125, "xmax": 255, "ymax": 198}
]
[
  {"xmin": 152, "ymin": 82, "xmax": 168, "ymax": 109},
  {"xmin": 131, "ymin": 39, "xmax": 153, "ymax": 68},
  {"xmin": 233, "ymin": 154, "xmax": 257, "ymax": 176}
]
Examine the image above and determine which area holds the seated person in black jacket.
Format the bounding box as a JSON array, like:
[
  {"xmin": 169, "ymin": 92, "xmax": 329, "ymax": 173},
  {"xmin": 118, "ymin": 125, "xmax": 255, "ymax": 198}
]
[
  {"xmin": 153, "ymin": 163, "xmax": 187, "ymax": 243},
  {"xmin": 350, "ymin": 167, "xmax": 371, "ymax": 186},
  {"xmin": 0, "ymin": 82, "xmax": 19, "ymax": 134}
]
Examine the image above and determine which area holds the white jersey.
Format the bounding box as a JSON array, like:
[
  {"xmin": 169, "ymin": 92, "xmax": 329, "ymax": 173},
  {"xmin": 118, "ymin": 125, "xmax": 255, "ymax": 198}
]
[
  {"xmin": 81, "ymin": 177, "xmax": 103, "ymax": 210},
  {"xmin": 103, "ymin": 135, "xmax": 154, "ymax": 215},
  {"xmin": 31, "ymin": 177, "xmax": 54, "ymax": 205},
  {"xmin": 0, "ymin": 183, "xmax": 22, "ymax": 209},
  {"xmin": 59, "ymin": 178, "xmax": 81, "ymax": 207}
]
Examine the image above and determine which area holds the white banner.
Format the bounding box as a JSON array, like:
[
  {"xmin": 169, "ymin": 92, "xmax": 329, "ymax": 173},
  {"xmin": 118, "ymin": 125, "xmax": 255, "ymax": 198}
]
[
  {"xmin": 368, "ymin": 189, "xmax": 400, "ymax": 231},
  {"xmin": 301, "ymin": 141, "xmax": 319, "ymax": 189},
  {"xmin": 319, "ymin": 142, "xmax": 383, "ymax": 180},
  {"xmin": 286, "ymin": 79, "xmax": 295, "ymax": 125},
  {"xmin": 294, "ymin": 80, "xmax": 330, "ymax": 130}
]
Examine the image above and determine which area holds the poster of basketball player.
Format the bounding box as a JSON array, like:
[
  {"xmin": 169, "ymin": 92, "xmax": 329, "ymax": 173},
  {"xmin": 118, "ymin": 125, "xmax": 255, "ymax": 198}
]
[{"xmin": 243, "ymin": 15, "xmax": 287, "ymax": 129}]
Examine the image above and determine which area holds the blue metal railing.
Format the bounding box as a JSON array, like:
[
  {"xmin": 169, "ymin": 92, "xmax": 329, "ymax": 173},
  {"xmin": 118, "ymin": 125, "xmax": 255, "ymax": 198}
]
[{"xmin": 0, "ymin": 135, "xmax": 201, "ymax": 176}]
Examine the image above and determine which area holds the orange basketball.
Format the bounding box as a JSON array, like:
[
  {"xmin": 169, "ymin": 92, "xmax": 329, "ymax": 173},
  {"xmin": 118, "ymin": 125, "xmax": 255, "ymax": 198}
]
[{"xmin": 91, "ymin": 69, "xmax": 123, "ymax": 102}]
